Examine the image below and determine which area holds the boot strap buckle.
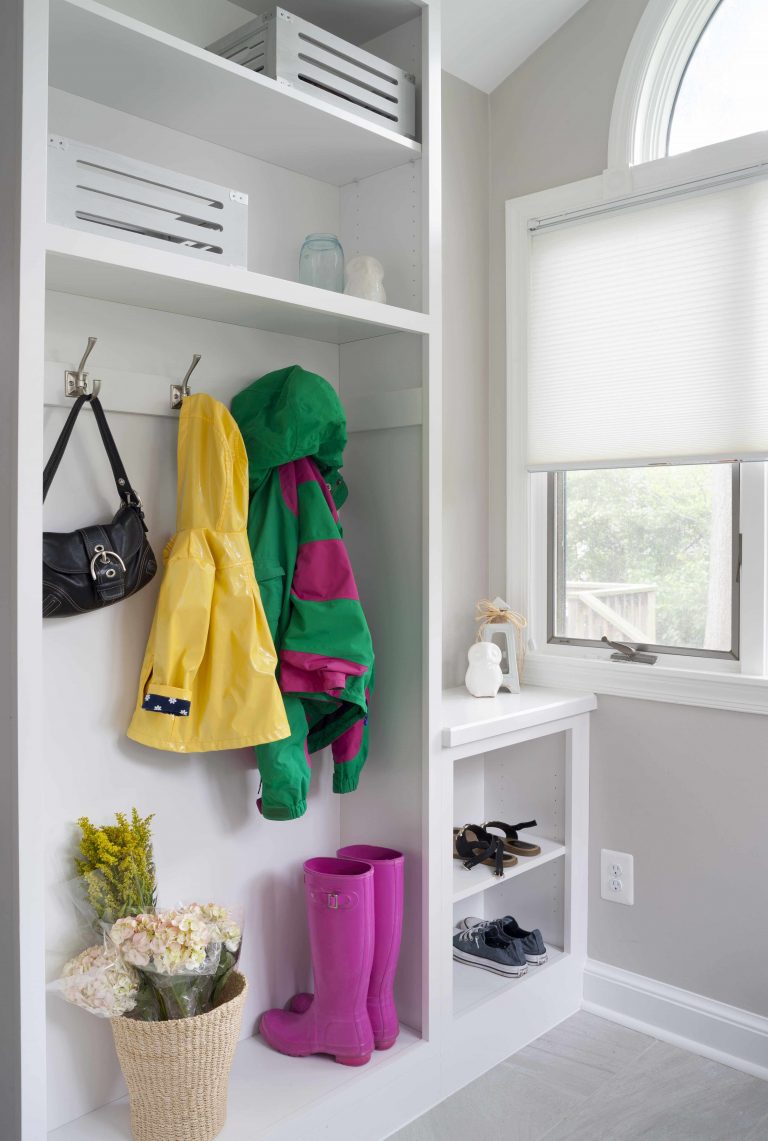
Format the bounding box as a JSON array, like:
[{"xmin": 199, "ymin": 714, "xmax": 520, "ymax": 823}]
[{"xmin": 308, "ymin": 888, "xmax": 357, "ymax": 910}]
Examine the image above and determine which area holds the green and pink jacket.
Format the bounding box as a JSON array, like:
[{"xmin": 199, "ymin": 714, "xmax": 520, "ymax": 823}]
[{"xmin": 231, "ymin": 366, "xmax": 374, "ymax": 821}]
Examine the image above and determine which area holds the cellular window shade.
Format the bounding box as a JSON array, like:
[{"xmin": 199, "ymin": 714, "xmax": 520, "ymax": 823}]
[{"xmin": 527, "ymin": 177, "xmax": 768, "ymax": 470}]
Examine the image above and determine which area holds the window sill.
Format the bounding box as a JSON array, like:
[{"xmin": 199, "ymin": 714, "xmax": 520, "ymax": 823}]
[{"xmin": 523, "ymin": 652, "xmax": 768, "ymax": 716}]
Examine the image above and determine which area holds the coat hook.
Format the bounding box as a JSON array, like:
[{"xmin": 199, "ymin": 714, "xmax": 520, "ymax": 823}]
[
  {"xmin": 64, "ymin": 336, "xmax": 102, "ymax": 398},
  {"xmin": 170, "ymin": 353, "xmax": 202, "ymax": 410}
]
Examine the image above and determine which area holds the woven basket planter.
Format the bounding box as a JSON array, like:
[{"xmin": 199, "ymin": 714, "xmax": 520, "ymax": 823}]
[{"xmin": 111, "ymin": 972, "xmax": 247, "ymax": 1141}]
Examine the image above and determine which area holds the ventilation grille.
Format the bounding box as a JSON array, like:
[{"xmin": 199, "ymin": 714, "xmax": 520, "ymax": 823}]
[
  {"xmin": 208, "ymin": 8, "xmax": 416, "ymax": 140},
  {"xmin": 47, "ymin": 137, "xmax": 248, "ymax": 266}
]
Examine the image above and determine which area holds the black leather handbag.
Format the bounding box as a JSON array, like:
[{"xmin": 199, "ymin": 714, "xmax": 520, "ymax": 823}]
[{"xmin": 43, "ymin": 395, "xmax": 157, "ymax": 617}]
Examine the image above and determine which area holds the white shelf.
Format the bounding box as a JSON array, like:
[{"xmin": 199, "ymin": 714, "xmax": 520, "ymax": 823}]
[
  {"xmin": 49, "ymin": 0, "xmax": 422, "ymax": 186},
  {"xmin": 453, "ymin": 948, "xmax": 568, "ymax": 1019},
  {"xmin": 452, "ymin": 836, "xmax": 566, "ymax": 903},
  {"xmin": 442, "ymin": 685, "xmax": 597, "ymax": 751},
  {"xmin": 48, "ymin": 1025, "xmax": 423, "ymax": 1140},
  {"xmin": 45, "ymin": 226, "xmax": 431, "ymax": 344}
]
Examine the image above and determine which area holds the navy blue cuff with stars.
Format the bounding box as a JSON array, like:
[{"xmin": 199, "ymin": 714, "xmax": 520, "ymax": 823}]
[{"xmin": 143, "ymin": 693, "xmax": 191, "ymax": 717}]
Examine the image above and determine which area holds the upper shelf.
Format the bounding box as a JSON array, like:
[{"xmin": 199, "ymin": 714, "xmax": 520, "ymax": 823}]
[
  {"xmin": 46, "ymin": 225, "xmax": 431, "ymax": 345},
  {"xmin": 48, "ymin": 0, "xmax": 422, "ymax": 186},
  {"xmin": 442, "ymin": 686, "xmax": 597, "ymax": 751}
]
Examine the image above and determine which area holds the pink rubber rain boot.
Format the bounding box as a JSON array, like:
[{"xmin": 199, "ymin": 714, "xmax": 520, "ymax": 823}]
[
  {"xmin": 289, "ymin": 845, "xmax": 405, "ymax": 1050},
  {"xmin": 259, "ymin": 857, "xmax": 375, "ymax": 1066}
]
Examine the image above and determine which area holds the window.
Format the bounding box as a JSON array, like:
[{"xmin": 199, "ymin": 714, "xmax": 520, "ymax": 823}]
[
  {"xmin": 519, "ymin": 174, "xmax": 768, "ymax": 671},
  {"xmin": 669, "ymin": 0, "xmax": 768, "ymax": 155},
  {"xmin": 509, "ymin": 0, "xmax": 768, "ymax": 706},
  {"xmin": 609, "ymin": 0, "xmax": 768, "ymax": 168},
  {"xmin": 549, "ymin": 464, "xmax": 739, "ymax": 659}
]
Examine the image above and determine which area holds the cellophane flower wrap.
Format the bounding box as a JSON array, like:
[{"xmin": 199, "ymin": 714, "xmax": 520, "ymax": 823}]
[
  {"xmin": 52, "ymin": 809, "xmax": 243, "ymax": 1022},
  {"xmin": 109, "ymin": 903, "xmax": 242, "ymax": 1020},
  {"xmin": 53, "ymin": 942, "xmax": 140, "ymax": 1018}
]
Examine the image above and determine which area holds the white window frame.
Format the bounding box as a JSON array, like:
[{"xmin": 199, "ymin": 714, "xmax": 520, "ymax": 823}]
[
  {"xmin": 608, "ymin": 0, "xmax": 723, "ymax": 168},
  {"xmin": 505, "ymin": 142, "xmax": 768, "ymax": 713}
]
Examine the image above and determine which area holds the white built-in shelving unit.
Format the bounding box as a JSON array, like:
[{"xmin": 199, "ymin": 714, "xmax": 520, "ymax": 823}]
[
  {"xmin": 443, "ymin": 686, "xmax": 595, "ymax": 1091},
  {"xmin": 2, "ymin": 0, "xmax": 596, "ymax": 1137}
]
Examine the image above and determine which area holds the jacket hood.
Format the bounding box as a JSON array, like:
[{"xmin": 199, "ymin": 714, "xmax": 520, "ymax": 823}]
[
  {"xmin": 176, "ymin": 393, "xmax": 249, "ymax": 532},
  {"xmin": 230, "ymin": 365, "xmax": 348, "ymax": 503}
]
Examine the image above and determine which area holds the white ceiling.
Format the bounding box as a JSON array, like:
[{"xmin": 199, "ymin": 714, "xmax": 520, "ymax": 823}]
[{"xmin": 442, "ymin": 0, "xmax": 592, "ymax": 94}]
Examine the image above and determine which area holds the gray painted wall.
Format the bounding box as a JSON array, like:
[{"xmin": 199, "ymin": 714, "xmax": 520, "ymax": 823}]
[{"xmin": 442, "ymin": 0, "xmax": 768, "ymax": 1017}]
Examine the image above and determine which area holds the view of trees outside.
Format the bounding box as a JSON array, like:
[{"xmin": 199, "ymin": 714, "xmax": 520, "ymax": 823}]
[{"xmin": 557, "ymin": 464, "xmax": 734, "ymax": 652}]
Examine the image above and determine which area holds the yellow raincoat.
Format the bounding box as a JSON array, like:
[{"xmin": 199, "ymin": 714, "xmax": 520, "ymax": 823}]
[{"xmin": 127, "ymin": 393, "xmax": 289, "ymax": 752}]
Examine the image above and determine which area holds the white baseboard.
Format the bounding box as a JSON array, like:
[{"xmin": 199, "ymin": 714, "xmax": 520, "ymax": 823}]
[{"xmin": 583, "ymin": 959, "xmax": 768, "ymax": 1081}]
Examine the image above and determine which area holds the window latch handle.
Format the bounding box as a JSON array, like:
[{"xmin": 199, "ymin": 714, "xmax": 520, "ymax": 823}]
[{"xmin": 600, "ymin": 636, "xmax": 657, "ymax": 665}]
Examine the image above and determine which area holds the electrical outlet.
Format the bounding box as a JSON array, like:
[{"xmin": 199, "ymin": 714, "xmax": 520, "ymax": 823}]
[{"xmin": 601, "ymin": 849, "xmax": 634, "ymax": 905}]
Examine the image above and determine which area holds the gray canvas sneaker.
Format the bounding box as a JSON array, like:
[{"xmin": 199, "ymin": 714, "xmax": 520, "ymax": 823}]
[
  {"xmin": 452, "ymin": 922, "xmax": 528, "ymax": 977},
  {"xmin": 457, "ymin": 915, "xmax": 548, "ymax": 964}
]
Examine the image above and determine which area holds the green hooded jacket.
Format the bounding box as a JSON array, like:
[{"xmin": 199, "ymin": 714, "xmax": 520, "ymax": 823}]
[{"xmin": 231, "ymin": 365, "xmax": 374, "ymax": 821}]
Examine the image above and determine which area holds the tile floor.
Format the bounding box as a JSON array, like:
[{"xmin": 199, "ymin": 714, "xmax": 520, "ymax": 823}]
[{"xmin": 390, "ymin": 1012, "xmax": 768, "ymax": 1141}]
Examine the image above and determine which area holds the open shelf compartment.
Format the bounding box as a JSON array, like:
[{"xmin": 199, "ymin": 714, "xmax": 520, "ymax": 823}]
[
  {"xmin": 49, "ymin": 0, "xmax": 422, "ymax": 187},
  {"xmin": 45, "ymin": 226, "xmax": 432, "ymax": 345},
  {"xmin": 453, "ymin": 948, "xmax": 569, "ymax": 1020}
]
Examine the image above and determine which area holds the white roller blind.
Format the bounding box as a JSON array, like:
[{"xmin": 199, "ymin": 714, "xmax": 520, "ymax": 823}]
[{"xmin": 527, "ymin": 177, "xmax": 768, "ymax": 469}]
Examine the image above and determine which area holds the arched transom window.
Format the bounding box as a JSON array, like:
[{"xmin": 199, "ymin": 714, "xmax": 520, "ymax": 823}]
[
  {"xmin": 609, "ymin": 0, "xmax": 768, "ymax": 167},
  {"xmin": 669, "ymin": 0, "xmax": 768, "ymax": 155}
]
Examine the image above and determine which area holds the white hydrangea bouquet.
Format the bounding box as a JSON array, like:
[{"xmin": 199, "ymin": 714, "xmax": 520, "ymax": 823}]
[{"xmin": 52, "ymin": 810, "xmax": 242, "ymax": 1021}]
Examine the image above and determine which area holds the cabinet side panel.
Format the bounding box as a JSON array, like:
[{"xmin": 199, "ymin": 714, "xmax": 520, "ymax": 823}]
[
  {"xmin": 0, "ymin": 7, "xmax": 24, "ymax": 1132},
  {"xmin": 1, "ymin": 2, "xmax": 47, "ymax": 1139}
]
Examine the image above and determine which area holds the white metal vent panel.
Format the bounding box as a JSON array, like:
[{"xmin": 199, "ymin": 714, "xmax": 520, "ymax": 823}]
[
  {"xmin": 208, "ymin": 7, "xmax": 417, "ymax": 140},
  {"xmin": 46, "ymin": 135, "xmax": 248, "ymax": 266}
]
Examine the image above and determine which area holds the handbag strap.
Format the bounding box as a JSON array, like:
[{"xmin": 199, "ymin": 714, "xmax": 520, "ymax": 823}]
[{"xmin": 43, "ymin": 395, "xmax": 141, "ymax": 509}]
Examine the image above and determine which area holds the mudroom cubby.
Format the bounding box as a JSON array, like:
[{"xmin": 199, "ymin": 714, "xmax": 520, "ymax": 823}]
[{"xmin": 5, "ymin": 0, "xmax": 440, "ymax": 1137}]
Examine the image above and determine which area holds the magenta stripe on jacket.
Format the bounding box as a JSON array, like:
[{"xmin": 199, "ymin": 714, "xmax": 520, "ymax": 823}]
[
  {"xmin": 332, "ymin": 687, "xmax": 370, "ymax": 764},
  {"xmin": 279, "ymin": 456, "xmax": 339, "ymax": 521},
  {"xmin": 280, "ymin": 649, "xmax": 367, "ymax": 695},
  {"xmin": 292, "ymin": 539, "xmax": 358, "ymax": 602}
]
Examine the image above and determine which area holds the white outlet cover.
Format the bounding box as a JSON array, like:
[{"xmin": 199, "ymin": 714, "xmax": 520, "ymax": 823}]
[{"xmin": 601, "ymin": 848, "xmax": 634, "ymax": 905}]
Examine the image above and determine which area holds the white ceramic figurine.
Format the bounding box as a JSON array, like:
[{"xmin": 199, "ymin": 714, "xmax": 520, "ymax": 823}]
[
  {"xmin": 344, "ymin": 255, "xmax": 387, "ymax": 303},
  {"xmin": 465, "ymin": 641, "xmax": 503, "ymax": 698}
]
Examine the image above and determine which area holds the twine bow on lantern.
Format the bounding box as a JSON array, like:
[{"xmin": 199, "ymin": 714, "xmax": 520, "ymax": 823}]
[{"xmin": 475, "ymin": 597, "xmax": 528, "ymax": 679}]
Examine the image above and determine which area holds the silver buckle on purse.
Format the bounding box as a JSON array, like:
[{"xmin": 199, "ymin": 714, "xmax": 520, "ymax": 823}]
[{"xmin": 90, "ymin": 544, "xmax": 127, "ymax": 581}]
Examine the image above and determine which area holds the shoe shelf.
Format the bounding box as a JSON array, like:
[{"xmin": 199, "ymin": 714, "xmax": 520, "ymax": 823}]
[
  {"xmin": 49, "ymin": 0, "xmax": 422, "ymax": 187},
  {"xmin": 452, "ymin": 948, "xmax": 568, "ymax": 1019},
  {"xmin": 47, "ymin": 1026, "xmax": 425, "ymax": 1141},
  {"xmin": 452, "ymin": 836, "xmax": 566, "ymax": 903},
  {"xmin": 442, "ymin": 685, "xmax": 596, "ymax": 758},
  {"xmin": 46, "ymin": 226, "xmax": 433, "ymax": 346}
]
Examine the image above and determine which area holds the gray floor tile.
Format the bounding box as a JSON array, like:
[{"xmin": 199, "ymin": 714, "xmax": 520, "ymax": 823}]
[
  {"xmin": 390, "ymin": 1013, "xmax": 768, "ymax": 1141},
  {"xmin": 503, "ymin": 1011, "xmax": 655, "ymax": 1100},
  {"xmin": 538, "ymin": 1040, "xmax": 768, "ymax": 1141},
  {"xmin": 391, "ymin": 1063, "xmax": 580, "ymax": 1141}
]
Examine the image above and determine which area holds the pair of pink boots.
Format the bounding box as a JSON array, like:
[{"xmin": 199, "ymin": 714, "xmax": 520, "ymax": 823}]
[{"xmin": 260, "ymin": 845, "xmax": 404, "ymax": 1067}]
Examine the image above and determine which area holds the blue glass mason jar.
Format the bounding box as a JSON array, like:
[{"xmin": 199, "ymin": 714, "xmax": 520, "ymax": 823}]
[{"xmin": 299, "ymin": 233, "xmax": 344, "ymax": 291}]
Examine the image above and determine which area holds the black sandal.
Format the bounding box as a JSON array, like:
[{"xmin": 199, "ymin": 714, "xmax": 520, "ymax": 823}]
[
  {"xmin": 453, "ymin": 825, "xmax": 517, "ymax": 877},
  {"xmin": 484, "ymin": 819, "xmax": 541, "ymax": 857}
]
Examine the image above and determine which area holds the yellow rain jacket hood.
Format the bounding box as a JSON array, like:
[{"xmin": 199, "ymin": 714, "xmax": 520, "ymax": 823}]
[{"xmin": 127, "ymin": 393, "xmax": 289, "ymax": 752}]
